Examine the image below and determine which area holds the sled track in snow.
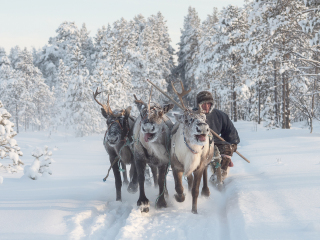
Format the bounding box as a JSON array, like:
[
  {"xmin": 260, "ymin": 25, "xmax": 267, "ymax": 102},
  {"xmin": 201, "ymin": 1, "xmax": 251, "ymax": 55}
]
[
  {"xmin": 68, "ymin": 176, "xmax": 246, "ymax": 240},
  {"xmin": 69, "ymin": 201, "xmax": 133, "ymax": 240}
]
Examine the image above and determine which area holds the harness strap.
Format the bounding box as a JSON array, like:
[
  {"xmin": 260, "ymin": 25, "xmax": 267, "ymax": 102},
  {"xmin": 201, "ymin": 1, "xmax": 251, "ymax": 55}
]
[{"xmin": 183, "ymin": 131, "xmax": 204, "ymax": 154}]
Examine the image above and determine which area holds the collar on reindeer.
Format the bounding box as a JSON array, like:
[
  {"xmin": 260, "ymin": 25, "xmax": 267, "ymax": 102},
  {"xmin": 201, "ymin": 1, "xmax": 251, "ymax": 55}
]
[{"xmin": 183, "ymin": 131, "xmax": 204, "ymax": 154}]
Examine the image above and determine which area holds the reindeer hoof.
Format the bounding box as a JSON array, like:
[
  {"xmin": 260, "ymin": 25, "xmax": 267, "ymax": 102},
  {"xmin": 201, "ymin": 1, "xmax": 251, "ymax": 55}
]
[
  {"xmin": 192, "ymin": 209, "xmax": 198, "ymax": 214},
  {"xmin": 123, "ymin": 180, "xmax": 129, "ymax": 185},
  {"xmin": 137, "ymin": 198, "xmax": 149, "ymax": 206},
  {"xmin": 140, "ymin": 205, "xmax": 149, "ymax": 213},
  {"xmin": 174, "ymin": 193, "xmax": 185, "ymax": 202},
  {"xmin": 201, "ymin": 187, "xmax": 210, "ymax": 197},
  {"xmin": 138, "ymin": 199, "xmax": 150, "ymax": 213},
  {"xmin": 164, "ymin": 190, "xmax": 169, "ymax": 198},
  {"xmin": 216, "ymin": 183, "xmax": 224, "ymax": 192},
  {"xmin": 127, "ymin": 182, "xmax": 138, "ymax": 194},
  {"xmin": 156, "ymin": 199, "xmax": 167, "ymax": 209}
]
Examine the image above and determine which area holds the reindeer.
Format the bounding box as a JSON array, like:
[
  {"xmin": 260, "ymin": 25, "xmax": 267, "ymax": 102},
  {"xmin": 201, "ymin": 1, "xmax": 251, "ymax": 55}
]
[
  {"xmin": 93, "ymin": 89, "xmax": 138, "ymax": 201},
  {"xmin": 132, "ymin": 89, "xmax": 174, "ymax": 212},
  {"xmin": 169, "ymin": 81, "xmax": 214, "ymax": 214}
]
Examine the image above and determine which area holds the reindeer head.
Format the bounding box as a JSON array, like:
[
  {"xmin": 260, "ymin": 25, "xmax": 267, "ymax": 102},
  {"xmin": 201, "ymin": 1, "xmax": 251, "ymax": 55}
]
[
  {"xmin": 175, "ymin": 110, "xmax": 209, "ymax": 146},
  {"xmin": 93, "ymin": 88, "xmax": 132, "ymax": 146},
  {"xmin": 172, "ymin": 81, "xmax": 210, "ymax": 146},
  {"xmin": 134, "ymin": 88, "xmax": 174, "ymax": 143}
]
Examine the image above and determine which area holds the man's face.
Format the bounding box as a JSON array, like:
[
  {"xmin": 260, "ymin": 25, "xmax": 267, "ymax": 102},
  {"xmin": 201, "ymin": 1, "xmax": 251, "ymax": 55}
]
[{"xmin": 201, "ymin": 103, "xmax": 212, "ymax": 114}]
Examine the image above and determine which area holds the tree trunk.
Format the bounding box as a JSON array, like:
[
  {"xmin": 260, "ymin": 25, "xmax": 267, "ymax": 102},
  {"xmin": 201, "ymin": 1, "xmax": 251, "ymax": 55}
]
[
  {"xmin": 282, "ymin": 72, "xmax": 286, "ymax": 129},
  {"xmin": 258, "ymin": 81, "xmax": 261, "ymax": 124},
  {"xmin": 285, "ymin": 80, "xmax": 290, "ymax": 129},
  {"xmin": 25, "ymin": 112, "xmax": 27, "ymax": 132},
  {"xmin": 310, "ymin": 67, "xmax": 318, "ymax": 133},
  {"xmin": 15, "ymin": 103, "xmax": 19, "ymax": 133},
  {"xmin": 249, "ymin": 95, "xmax": 251, "ymax": 119},
  {"xmin": 230, "ymin": 92, "xmax": 233, "ymax": 120},
  {"xmin": 273, "ymin": 61, "xmax": 278, "ymax": 126},
  {"xmin": 233, "ymin": 77, "xmax": 237, "ymax": 122}
]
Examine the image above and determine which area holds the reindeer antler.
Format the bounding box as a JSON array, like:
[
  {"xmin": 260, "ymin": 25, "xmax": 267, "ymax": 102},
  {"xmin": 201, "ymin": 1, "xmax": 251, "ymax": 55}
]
[
  {"xmin": 133, "ymin": 94, "xmax": 147, "ymax": 107},
  {"xmin": 93, "ymin": 88, "xmax": 124, "ymax": 117},
  {"xmin": 171, "ymin": 81, "xmax": 191, "ymax": 109}
]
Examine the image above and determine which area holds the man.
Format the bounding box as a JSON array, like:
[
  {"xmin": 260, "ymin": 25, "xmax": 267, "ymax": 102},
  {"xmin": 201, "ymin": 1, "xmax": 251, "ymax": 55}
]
[{"xmin": 196, "ymin": 91, "xmax": 240, "ymax": 181}]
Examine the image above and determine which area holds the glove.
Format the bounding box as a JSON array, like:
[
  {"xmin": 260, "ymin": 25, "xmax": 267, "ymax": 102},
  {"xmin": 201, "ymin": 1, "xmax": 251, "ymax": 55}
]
[{"xmin": 231, "ymin": 144, "xmax": 237, "ymax": 153}]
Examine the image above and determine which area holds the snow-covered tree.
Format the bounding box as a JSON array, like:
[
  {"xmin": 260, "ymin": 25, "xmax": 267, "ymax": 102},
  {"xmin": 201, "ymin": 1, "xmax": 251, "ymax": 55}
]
[
  {"xmin": 79, "ymin": 23, "xmax": 95, "ymax": 74},
  {"xmin": 39, "ymin": 146, "xmax": 53, "ymax": 175},
  {"xmin": 65, "ymin": 45, "xmax": 100, "ymax": 136},
  {"xmin": 24, "ymin": 147, "xmax": 42, "ymax": 180},
  {"xmin": 133, "ymin": 12, "xmax": 173, "ymax": 103},
  {"xmin": 8, "ymin": 46, "xmax": 21, "ymax": 70},
  {"xmin": 52, "ymin": 59, "xmax": 69, "ymax": 128},
  {"xmin": 176, "ymin": 7, "xmax": 202, "ymax": 106},
  {"xmin": 0, "ymin": 101, "xmax": 23, "ymax": 173}
]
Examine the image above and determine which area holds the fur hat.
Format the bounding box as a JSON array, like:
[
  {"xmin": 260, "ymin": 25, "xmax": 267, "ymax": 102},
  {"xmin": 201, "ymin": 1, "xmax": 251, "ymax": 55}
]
[{"xmin": 196, "ymin": 91, "xmax": 214, "ymax": 114}]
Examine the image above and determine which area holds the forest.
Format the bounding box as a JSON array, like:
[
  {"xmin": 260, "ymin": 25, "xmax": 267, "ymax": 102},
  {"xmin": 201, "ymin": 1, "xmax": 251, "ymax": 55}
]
[{"xmin": 1, "ymin": 0, "xmax": 320, "ymax": 138}]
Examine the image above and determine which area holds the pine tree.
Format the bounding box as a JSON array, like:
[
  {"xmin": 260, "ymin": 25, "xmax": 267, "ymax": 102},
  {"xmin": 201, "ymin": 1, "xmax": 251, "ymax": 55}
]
[
  {"xmin": 0, "ymin": 101, "xmax": 23, "ymax": 173},
  {"xmin": 53, "ymin": 59, "xmax": 69, "ymax": 128},
  {"xmin": 39, "ymin": 146, "xmax": 53, "ymax": 175},
  {"xmin": 65, "ymin": 45, "xmax": 100, "ymax": 137},
  {"xmin": 8, "ymin": 46, "xmax": 21, "ymax": 70},
  {"xmin": 80, "ymin": 23, "xmax": 95, "ymax": 74},
  {"xmin": 0, "ymin": 48, "xmax": 24, "ymax": 133},
  {"xmin": 176, "ymin": 7, "xmax": 202, "ymax": 106},
  {"xmin": 134, "ymin": 12, "xmax": 173, "ymax": 103}
]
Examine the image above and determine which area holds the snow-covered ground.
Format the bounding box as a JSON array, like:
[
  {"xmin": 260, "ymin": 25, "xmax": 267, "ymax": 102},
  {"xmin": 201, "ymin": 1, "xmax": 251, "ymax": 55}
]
[{"xmin": 1, "ymin": 121, "xmax": 320, "ymax": 240}]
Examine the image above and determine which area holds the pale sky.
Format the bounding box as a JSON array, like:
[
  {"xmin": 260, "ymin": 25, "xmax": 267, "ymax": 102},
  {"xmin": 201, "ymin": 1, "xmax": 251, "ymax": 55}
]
[{"xmin": 0, "ymin": 0, "xmax": 244, "ymax": 54}]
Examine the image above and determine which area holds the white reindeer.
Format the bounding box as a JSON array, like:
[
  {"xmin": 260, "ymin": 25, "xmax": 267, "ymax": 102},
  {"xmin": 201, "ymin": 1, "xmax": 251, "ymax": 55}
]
[{"xmin": 169, "ymin": 81, "xmax": 214, "ymax": 214}]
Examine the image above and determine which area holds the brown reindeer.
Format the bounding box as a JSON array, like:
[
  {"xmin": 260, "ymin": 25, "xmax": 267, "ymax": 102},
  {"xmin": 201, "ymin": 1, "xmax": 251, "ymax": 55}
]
[
  {"xmin": 93, "ymin": 89, "xmax": 138, "ymax": 201},
  {"xmin": 132, "ymin": 89, "xmax": 174, "ymax": 212}
]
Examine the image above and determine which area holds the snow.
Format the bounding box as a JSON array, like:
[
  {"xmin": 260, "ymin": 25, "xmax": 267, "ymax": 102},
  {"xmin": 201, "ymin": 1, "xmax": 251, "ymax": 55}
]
[{"xmin": 1, "ymin": 121, "xmax": 320, "ymax": 239}]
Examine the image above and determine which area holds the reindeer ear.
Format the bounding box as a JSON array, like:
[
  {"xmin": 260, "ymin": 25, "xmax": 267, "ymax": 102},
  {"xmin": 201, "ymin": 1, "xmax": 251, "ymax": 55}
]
[
  {"xmin": 134, "ymin": 102, "xmax": 144, "ymax": 112},
  {"xmin": 163, "ymin": 104, "xmax": 174, "ymax": 114},
  {"xmin": 101, "ymin": 108, "xmax": 109, "ymax": 119},
  {"xmin": 125, "ymin": 106, "xmax": 132, "ymax": 118},
  {"xmin": 174, "ymin": 114, "xmax": 184, "ymax": 124}
]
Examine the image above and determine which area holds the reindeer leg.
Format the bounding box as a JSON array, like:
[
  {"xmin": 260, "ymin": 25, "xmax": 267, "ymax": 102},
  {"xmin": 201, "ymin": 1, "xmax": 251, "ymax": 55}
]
[
  {"xmin": 187, "ymin": 175, "xmax": 193, "ymax": 192},
  {"xmin": 156, "ymin": 164, "xmax": 168, "ymax": 208},
  {"xmin": 129, "ymin": 161, "xmax": 135, "ymax": 181},
  {"xmin": 121, "ymin": 162, "xmax": 129, "ymax": 185},
  {"xmin": 164, "ymin": 174, "xmax": 169, "ymax": 198},
  {"xmin": 135, "ymin": 160, "xmax": 149, "ymax": 212},
  {"xmin": 191, "ymin": 169, "xmax": 203, "ymax": 214},
  {"xmin": 110, "ymin": 158, "xmax": 122, "ymax": 201},
  {"xmin": 173, "ymin": 170, "xmax": 185, "ymax": 202},
  {"xmin": 127, "ymin": 162, "xmax": 138, "ymax": 194},
  {"xmin": 201, "ymin": 166, "xmax": 210, "ymax": 197},
  {"xmin": 150, "ymin": 165, "xmax": 158, "ymax": 187}
]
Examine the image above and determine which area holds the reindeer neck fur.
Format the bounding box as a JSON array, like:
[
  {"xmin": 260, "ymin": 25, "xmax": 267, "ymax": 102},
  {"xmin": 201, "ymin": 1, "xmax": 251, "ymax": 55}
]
[
  {"xmin": 171, "ymin": 124, "xmax": 210, "ymax": 176},
  {"xmin": 133, "ymin": 115, "xmax": 170, "ymax": 164}
]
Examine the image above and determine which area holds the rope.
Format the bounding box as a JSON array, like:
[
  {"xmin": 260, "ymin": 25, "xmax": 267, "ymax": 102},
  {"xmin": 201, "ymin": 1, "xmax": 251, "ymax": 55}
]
[{"xmin": 103, "ymin": 156, "xmax": 120, "ymax": 182}]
